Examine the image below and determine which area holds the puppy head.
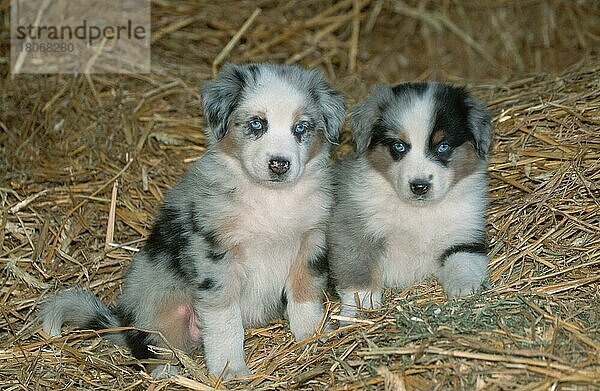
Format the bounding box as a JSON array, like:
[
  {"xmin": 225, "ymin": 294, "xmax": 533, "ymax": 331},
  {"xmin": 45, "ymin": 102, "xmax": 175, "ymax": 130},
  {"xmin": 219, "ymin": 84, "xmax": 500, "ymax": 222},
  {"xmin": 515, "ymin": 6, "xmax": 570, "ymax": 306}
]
[
  {"xmin": 351, "ymin": 82, "xmax": 491, "ymax": 204},
  {"xmin": 201, "ymin": 63, "xmax": 344, "ymax": 186}
]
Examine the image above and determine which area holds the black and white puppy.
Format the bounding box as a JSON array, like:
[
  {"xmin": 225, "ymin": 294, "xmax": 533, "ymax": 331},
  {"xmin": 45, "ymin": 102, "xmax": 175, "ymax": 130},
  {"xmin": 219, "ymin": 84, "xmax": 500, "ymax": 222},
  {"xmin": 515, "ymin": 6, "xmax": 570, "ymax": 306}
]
[
  {"xmin": 41, "ymin": 63, "xmax": 345, "ymax": 379},
  {"xmin": 327, "ymin": 82, "xmax": 492, "ymax": 320}
]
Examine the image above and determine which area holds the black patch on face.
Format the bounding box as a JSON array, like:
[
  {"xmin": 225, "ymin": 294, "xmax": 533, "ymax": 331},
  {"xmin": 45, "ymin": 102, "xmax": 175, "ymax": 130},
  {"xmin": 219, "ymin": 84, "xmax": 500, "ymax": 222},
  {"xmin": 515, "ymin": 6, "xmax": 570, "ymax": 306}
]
[
  {"xmin": 439, "ymin": 241, "xmax": 488, "ymax": 266},
  {"xmin": 115, "ymin": 306, "xmax": 154, "ymax": 360},
  {"xmin": 368, "ymin": 122, "xmax": 411, "ymax": 161},
  {"xmin": 367, "ymin": 121, "xmax": 388, "ymax": 149},
  {"xmin": 198, "ymin": 278, "xmax": 217, "ymax": 290},
  {"xmin": 145, "ymin": 205, "xmax": 193, "ymax": 279},
  {"xmin": 309, "ymin": 249, "xmax": 329, "ymax": 276},
  {"xmin": 428, "ymin": 86, "xmax": 476, "ymax": 166}
]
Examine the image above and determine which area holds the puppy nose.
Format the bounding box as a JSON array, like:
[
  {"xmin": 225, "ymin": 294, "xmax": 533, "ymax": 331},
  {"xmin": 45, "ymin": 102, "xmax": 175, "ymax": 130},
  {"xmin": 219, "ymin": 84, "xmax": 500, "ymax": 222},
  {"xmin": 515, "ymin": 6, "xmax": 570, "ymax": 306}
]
[
  {"xmin": 268, "ymin": 158, "xmax": 290, "ymax": 175},
  {"xmin": 410, "ymin": 180, "xmax": 430, "ymax": 195}
]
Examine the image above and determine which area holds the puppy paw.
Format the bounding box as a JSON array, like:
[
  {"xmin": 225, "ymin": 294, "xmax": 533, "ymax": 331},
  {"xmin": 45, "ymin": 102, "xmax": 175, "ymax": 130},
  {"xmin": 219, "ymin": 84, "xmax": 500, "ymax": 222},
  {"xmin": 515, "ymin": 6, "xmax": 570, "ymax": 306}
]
[
  {"xmin": 443, "ymin": 279, "xmax": 484, "ymax": 298},
  {"xmin": 439, "ymin": 253, "xmax": 488, "ymax": 298},
  {"xmin": 288, "ymin": 301, "xmax": 325, "ymax": 342}
]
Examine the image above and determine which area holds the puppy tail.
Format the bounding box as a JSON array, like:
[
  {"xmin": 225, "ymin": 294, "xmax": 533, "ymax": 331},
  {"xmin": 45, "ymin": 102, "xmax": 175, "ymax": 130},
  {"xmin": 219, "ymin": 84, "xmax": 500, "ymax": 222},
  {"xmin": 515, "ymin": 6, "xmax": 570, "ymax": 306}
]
[{"xmin": 39, "ymin": 289, "xmax": 125, "ymax": 345}]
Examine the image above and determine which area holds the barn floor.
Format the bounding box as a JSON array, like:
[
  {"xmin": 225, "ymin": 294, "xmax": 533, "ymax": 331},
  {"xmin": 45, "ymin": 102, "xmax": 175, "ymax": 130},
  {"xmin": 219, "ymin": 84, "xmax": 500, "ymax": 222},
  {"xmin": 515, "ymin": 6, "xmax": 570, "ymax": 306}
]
[{"xmin": 1, "ymin": 1, "xmax": 599, "ymax": 389}]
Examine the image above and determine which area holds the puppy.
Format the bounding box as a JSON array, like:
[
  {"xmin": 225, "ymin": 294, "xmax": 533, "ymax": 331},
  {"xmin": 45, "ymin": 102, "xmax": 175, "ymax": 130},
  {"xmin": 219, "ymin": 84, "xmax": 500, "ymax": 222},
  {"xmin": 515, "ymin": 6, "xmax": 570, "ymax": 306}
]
[
  {"xmin": 40, "ymin": 63, "xmax": 345, "ymax": 379},
  {"xmin": 327, "ymin": 82, "xmax": 492, "ymax": 320}
]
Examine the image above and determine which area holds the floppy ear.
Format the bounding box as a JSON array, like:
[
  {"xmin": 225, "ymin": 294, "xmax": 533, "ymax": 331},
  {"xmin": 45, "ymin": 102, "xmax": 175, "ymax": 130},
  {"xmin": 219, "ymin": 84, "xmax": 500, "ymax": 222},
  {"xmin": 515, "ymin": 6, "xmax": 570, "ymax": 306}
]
[
  {"xmin": 309, "ymin": 72, "xmax": 345, "ymax": 145},
  {"xmin": 465, "ymin": 95, "xmax": 492, "ymax": 159},
  {"xmin": 350, "ymin": 84, "xmax": 393, "ymax": 154},
  {"xmin": 201, "ymin": 64, "xmax": 251, "ymax": 142}
]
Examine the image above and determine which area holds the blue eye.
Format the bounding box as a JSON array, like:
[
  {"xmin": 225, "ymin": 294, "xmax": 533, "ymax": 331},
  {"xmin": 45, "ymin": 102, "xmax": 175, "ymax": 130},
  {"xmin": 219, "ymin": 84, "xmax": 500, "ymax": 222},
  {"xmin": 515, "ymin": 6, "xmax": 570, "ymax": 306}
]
[
  {"xmin": 437, "ymin": 142, "xmax": 450, "ymax": 154},
  {"xmin": 392, "ymin": 141, "xmax": 406, "ymax": 154},
  {"xmin": 294, "ymin": 121, "xmax": 309, "ymax": 135},
  {"xmin": 249, "ymin": 119, "xmax": 263, "ymax": 131}
]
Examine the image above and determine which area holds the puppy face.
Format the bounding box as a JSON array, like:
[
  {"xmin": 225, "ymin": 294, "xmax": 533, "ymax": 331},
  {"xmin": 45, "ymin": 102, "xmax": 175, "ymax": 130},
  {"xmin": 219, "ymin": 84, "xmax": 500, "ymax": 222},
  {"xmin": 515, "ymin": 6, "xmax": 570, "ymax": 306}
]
[
  {"xmin": 352, "ymin": 82, "xmax": 491, "ymax": 204},
  {"xmin": 201, "ymin": 64, "xmax": 344, "ymax": 186}
]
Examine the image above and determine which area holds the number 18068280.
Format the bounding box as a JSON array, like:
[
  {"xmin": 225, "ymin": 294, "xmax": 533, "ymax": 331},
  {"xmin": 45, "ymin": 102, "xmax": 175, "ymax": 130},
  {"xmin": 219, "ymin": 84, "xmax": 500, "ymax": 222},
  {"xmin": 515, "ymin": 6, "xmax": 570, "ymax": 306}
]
[{"xmin": 22, "ymin": 42, "xmax": 74, "ymax": 52}]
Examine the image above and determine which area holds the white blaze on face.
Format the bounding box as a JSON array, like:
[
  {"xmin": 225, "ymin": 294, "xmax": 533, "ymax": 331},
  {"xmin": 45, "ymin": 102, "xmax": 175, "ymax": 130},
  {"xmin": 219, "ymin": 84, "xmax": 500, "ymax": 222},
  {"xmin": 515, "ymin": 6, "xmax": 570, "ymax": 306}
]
[
  {"xmin": 390, "ymin": 87, "xmax": 451, "ymax": 202},
  {"xmin": 239, "ymin": 72, "xmax": 308, "ymax": 184}
]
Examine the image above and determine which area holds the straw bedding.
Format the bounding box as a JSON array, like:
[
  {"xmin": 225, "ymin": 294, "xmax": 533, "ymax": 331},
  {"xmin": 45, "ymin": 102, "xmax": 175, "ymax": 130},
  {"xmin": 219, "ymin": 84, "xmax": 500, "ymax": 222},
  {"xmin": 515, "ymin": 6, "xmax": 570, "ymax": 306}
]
[{"xmin": 1, "ymin": 1, "xmax": 599, "ymax": 389}]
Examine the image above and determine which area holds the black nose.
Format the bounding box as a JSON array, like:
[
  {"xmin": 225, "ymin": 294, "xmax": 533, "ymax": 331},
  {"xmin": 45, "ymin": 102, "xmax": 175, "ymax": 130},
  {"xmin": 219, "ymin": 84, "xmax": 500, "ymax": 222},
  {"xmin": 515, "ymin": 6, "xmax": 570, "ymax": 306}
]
[
  {"xmin": 410, "ymin": 180, "xmax": 430, "ymax": 195},
  {"xmin": 268, "ymin": 158, "xmax": 290, "ymax": 175}
]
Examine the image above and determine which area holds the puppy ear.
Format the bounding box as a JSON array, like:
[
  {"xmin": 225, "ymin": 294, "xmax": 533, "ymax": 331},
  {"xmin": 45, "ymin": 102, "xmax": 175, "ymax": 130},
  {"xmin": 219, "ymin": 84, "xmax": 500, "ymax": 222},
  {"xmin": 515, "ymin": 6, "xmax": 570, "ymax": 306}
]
[
  {"xmin": 350, "ymin": 84, "xmax": 393, "ymax": 153},
  {"xmin": 465, "ymin": 95, "xmax": 492, "ymax": 158},
  {"xmin": 309, "ymin": 72, "xmax": 345, "ymax": 145},
  {"xmin": 201, "ymin": 64, "xmax": 253, "ymax": 142}
]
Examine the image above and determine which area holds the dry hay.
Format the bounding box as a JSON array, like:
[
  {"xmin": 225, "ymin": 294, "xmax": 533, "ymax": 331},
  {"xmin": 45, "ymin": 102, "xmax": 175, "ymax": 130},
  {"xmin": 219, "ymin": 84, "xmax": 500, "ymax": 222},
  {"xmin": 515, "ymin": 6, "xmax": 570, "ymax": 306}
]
[{"xmin": 1, "ymin": 1, "xmax": 599, "ymax": 390}]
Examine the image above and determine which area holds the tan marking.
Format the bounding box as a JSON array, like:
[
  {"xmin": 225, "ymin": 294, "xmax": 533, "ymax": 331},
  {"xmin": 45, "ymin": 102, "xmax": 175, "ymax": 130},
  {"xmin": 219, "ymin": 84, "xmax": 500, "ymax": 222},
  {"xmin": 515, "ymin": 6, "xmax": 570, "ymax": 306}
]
[
  {"xmin": 217, "ymin": 129, "xmax": 240, "ymax": 158},
  {"xmin": 365, "ymin": 145, "xmax": 396, "ymax": 187},
  {"xmin": 289, "ymin": 231, "xmax": 323, "ymax": 303},
  {"xmin": 207, "ymin": 217, "xmax": 244, "ymax": 305},
  {"xmin": 449, "ymin": 143, "xmax": 486, "ymax": 185},
  {"xmin": 292, "ymin": 106, "xmax": 306, "ymax": 123},
  {"xmin": 294, "ymin": 106, "xmax": 325, "ymax": 162},
  {"xmin": 430, "ymin": 130, "xmax": 445, "ymax": 146},
  {"xmin": 307, "ymin": 131, "xmax": 325, "ymax": 162},
  {"xmin": 396, "ymin": 131, "xmax": 410, "ymax": 144},
  {"xmin": 365, "ymin": 129, "xmax": 410, "ymax": 181}
]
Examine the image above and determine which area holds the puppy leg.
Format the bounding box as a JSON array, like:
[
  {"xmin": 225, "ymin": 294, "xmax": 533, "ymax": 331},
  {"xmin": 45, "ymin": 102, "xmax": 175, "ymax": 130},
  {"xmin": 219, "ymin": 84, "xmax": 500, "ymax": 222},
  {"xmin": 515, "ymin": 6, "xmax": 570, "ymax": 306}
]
[
  {"xmin": 437, "ymin": 252, "xmax": 488, "ymax": 298},
  {"xmin": 200, "ymin": 304, "xmax": 248, "ymax": 379},
  {"xmin": 286, "ymin": 230, "xmax": 327, "ymax": 342},
  {"xmin": 328, "ymin": 217, "xmax": 384, "ymax": 325}
]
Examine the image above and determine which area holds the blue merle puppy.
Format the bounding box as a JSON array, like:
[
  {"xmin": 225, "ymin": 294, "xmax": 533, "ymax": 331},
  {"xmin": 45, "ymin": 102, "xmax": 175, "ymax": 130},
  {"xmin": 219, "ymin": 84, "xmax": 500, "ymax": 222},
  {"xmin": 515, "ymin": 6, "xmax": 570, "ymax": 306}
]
[{"xmin": 41, "ymin": 63, "xmax": 345, "ymax": 379}]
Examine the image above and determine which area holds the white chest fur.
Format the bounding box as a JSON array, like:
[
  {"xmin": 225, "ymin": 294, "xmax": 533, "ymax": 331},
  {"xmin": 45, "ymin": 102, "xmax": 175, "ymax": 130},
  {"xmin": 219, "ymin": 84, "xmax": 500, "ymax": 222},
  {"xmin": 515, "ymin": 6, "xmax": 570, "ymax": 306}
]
[
  {"xmin": 360, "ymin": 175, "xmax": 486, "ymax": 289},
  {"xmin": 230, "ymin": 174, "xmax": 329, "ymax": 326}
]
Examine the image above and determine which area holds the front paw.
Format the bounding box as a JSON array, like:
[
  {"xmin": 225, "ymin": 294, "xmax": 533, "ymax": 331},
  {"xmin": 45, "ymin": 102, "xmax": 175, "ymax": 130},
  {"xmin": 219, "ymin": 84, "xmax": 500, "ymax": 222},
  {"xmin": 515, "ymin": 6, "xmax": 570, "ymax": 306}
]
[
  {"xmin": 206, "ymin": 358, "xmax": 250, "ymax": 380},
  {"xmin": 443, "ymin": 278, "xmax": 484, "ymax": 298},
  {"xmin": 201, "ymin": 304, "xmax": 248, "ymax": 380},
  {"xmin": 288, "ymin": 301, "xmax": 325, "ymax": 342},
  {"xmin": 440, "ymin": 253, "xmax": 488, "ymax": 298}
]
